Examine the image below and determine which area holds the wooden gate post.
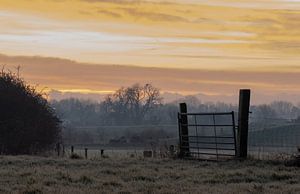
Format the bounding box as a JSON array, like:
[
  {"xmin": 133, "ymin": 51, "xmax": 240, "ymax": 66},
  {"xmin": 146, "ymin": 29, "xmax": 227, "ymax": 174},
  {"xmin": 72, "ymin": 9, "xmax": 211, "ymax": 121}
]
[
  {"xmin": 85, "ymin": 148, "xmax": 88, "ymax": 159},
  {"xmin": 179, "ymin": 103, "xmax": 190, "ymax": 157},
  {"xmin": 237, "ymin": 89, "xmax": 251, "ymax": 159}
]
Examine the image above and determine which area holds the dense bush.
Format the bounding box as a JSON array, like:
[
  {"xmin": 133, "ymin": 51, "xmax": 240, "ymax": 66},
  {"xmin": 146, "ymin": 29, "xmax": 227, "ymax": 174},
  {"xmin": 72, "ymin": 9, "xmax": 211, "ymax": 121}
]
[{"xmin": 0, "ymin": 70, "xmax": 61, "ymax": 154}]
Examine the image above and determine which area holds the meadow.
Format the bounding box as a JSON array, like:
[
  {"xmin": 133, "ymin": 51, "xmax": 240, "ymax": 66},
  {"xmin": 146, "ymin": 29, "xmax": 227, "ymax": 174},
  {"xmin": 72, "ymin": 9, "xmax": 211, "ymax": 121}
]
[{"xmin": 0, "ymin": 155, "xmax": 299, "ymax": 194}]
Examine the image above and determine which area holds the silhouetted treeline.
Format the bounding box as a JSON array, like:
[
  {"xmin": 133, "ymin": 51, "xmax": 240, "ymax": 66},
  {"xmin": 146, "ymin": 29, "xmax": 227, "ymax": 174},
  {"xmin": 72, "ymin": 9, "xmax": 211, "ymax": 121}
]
[
  {"xmin": 52, "ymin": 91, "xmax": 300, "ymax": 127},
  {"xmin": 51, "ymin": 84, "xmax": 300, "ymax": 145},
  {"xmin": 52, "ymin": 84, "xmax": 166, "ymax": 126},
  {"xmin": 0, "ymin": 70, "xmax": 61, "ymax": 155}
]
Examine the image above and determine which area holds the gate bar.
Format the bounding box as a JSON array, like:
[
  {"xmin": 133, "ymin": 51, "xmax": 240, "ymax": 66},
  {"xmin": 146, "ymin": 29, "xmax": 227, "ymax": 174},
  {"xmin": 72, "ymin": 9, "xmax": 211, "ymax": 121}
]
[{"xmin": 180, "ymin": 112, "xmax": 234, "ymax": 116}]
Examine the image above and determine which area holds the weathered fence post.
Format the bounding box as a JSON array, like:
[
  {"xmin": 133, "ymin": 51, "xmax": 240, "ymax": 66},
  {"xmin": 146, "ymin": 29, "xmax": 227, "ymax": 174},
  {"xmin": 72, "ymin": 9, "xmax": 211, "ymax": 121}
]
[
  {"xmin": 62, "ymin": 145, "xmax": 65, "ymax": 157},
  {"xmin": 179, "ymin": 103, "xmax": 190, "ymax": 157},
  {"xmin": 71, "ymin": 146, "xmax": 74, "ymax": 154},
  {"xmin": 85, "ymin": 148, "xmax": 88, "ymax": 159},
  {"xmin": 169, "ymin": 145, "xmax": 175, "ymax": 157},
  {"xmin": 56, "ymin": 143, "xmax": 60, "ymax": 157},
  {"xmin": 237, "ymin": 89, "xmax": 251, "ymax": 159}
]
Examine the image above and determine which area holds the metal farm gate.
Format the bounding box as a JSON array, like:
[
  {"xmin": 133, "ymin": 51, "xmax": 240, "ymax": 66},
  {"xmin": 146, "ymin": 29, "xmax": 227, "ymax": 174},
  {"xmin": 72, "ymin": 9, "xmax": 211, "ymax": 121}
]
[{"xmin": 178, "ymin": 110, "xmax": 237, "ymax": 160}]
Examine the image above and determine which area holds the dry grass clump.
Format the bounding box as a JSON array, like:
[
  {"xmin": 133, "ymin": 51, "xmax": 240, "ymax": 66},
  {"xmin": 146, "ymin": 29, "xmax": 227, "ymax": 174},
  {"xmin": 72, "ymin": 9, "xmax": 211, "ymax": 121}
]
[
  {"xmin": 69, "ymin": 153, "xmax": 83, "ymax": 160},
  {"xmin": 285, "ymin": 154, "xmax": 300, "ymax": 167},
  {"xmin": 0, "ymin": 155, "xmax": 299, "ymax": 194}
]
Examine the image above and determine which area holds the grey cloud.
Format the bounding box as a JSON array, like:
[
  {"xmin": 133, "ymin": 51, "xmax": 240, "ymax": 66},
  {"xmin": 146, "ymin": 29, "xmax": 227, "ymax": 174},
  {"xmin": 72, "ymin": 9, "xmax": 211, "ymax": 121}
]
[
  {"xmin": 161, "ymin": 54, "xmax": 280, "ymax": 61},
  {"xmin": 97, "ymin": 10, "xmax": 121, "ymax": 18},
  {"xmin": 81, "ymin": 0, "xmax": 144, "ymax": 4},
  {"xmin": 119, "ymin": 8, "xmax": 188, "ymax": 22}
]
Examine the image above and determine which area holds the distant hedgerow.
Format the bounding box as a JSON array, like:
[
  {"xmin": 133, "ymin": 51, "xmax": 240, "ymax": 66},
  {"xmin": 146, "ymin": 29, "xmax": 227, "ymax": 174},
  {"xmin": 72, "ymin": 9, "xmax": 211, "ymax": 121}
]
[{"xmin": 0, "ymin": 69, "xmax": 61, "ymax": 154}]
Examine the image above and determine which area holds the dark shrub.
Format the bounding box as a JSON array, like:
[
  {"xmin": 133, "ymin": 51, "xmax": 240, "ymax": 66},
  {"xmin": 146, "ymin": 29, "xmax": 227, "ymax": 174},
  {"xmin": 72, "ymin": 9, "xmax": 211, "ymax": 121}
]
[
  {"xmin": 0, "ymin": 70, "xmax": 61, "ymax": 154},
  {"xmin": 69, "ymin": 153, "xmax": 82, "ymax": 159},
  {"xmin": 285, "ymin": 154, "xmax": 300, "ymax": 167}
]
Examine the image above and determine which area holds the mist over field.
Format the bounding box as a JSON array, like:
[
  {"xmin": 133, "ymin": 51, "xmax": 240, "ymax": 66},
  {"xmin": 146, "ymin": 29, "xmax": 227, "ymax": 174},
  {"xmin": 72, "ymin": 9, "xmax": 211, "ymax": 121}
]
[{"xmin": 1, "ymin": 0, "xmax": 300, "ymax": 193}]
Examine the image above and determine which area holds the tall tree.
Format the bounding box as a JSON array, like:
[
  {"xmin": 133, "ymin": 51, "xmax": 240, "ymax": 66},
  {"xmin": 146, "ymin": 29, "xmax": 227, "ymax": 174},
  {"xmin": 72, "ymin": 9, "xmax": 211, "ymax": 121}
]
[{"xmin": 101, "ymin": 83, "xmax": 162, "ymax": 124}]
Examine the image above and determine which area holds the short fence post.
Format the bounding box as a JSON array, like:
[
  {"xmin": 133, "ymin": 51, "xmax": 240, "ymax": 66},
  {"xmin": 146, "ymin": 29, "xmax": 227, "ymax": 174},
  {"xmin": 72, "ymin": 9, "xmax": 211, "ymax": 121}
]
[
  {"xmin": 101, "ymin": 149, "xmax": 104, "ymax": 157},
  {"xmin": 237, "ymin": 89, "xmax": 251, "ymax": 159},
  {"xmin": 62, "ymin": 145, "xmax": 65, "ymax": 157},
  {"xmin": 169, "ymin": 145, "xmax": 175, "ymax": 157},
  {"xmin": 56, "ymin": 143, "xmax": 60, "ymax": 157},
  {"xmin": 179, "ymin": 103, "xmax": 190, "ymax": 157},
  {"xmin": 71, "ymin": 146, "xmax": 74, "ymax": 154},
  {"xmin": 85, "ymin": 148, "xmax": 88, "ymax": 159}
]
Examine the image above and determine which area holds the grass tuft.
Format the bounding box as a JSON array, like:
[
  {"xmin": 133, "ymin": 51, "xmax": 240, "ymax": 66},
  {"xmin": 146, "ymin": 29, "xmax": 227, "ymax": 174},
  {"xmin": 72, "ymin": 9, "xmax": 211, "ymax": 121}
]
[
  {"xmin": 69, "ymin": 153, "xmax": 83, "ymax": 160},
  {"xmin": 78, "ymin": 175, "xmax": 93, "ymax": 185}
]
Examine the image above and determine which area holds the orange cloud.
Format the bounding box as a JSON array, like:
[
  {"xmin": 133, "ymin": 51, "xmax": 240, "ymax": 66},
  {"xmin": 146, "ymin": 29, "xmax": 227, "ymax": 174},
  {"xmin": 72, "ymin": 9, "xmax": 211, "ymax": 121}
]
[
  {"xmin": 0, "ymin": 0, "xmax": 299, "ymax": 104},
  {"xmin": 0, "ymin": 0, "xmax": 299, "ymax": 68},
  {"xmin": 1, "ymin": 53, "xmax": 299, "ymax": 104}
]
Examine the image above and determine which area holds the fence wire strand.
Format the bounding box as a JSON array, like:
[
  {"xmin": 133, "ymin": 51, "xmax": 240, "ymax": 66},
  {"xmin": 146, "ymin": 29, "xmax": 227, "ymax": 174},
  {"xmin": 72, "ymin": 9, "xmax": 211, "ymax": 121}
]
[{"xmin": 248, "ymin": 116, "xmax": 300, "ymax": 159}]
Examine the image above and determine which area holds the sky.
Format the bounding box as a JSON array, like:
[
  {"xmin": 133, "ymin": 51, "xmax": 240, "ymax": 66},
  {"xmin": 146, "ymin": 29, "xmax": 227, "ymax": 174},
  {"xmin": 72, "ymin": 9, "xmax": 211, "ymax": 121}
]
[{"xmin": 0, "ymin": 0, "xmax": 300, "ymax": 104}]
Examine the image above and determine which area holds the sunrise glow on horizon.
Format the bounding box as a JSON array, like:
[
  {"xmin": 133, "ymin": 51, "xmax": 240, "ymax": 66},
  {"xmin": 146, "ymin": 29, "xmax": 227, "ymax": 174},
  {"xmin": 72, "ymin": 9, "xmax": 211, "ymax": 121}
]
[{"xmin": 0, "ymin": 0, "xmax": 300, "ymax": 103}]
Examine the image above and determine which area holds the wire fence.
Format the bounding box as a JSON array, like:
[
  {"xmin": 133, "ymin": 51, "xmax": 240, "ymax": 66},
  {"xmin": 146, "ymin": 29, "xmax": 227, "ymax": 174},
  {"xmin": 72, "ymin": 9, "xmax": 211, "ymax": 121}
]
[
  {"xmin": 62, "ymin": 124, "xmax": 179, "ymax": 158},
  {"xmin": 62, "ymin": 114, "xmax": 300, "ymax": 160},
  {"xmin": 248, "ymin": 116, "xmax": 300, "ymax": 159},
  {"xmin": 60, "ymin": 135, "xmax": 179, "ymax": 159}
]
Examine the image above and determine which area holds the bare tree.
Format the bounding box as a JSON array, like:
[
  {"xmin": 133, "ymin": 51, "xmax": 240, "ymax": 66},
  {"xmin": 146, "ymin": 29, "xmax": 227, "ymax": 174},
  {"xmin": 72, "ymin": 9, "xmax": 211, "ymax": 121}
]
[{"xmin": 101, "ymin": 83, "xmax": 162, "ymax": 124}]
